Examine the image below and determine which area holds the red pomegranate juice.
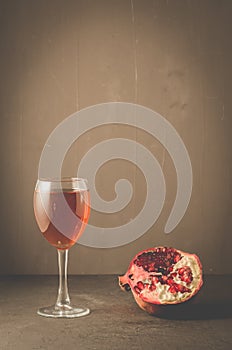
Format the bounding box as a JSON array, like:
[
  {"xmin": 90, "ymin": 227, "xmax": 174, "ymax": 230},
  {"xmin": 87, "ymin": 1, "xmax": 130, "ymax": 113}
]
[{"xmin": 34, "ymin": 190, "xmax": 90, "ymax": 249}]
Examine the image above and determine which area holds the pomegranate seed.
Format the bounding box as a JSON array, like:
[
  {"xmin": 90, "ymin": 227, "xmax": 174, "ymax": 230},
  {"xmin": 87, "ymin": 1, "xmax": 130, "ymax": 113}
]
[
  {"xmin": 149, "ymin": 284, "xmax": 156, "ymax": 291},
  {"xmin": 171, "ymin": 272, "xmax": 177, "ymax": 277},
  {"xmin": 178, "ymin": 267, "xmax": 185, "ymax": 275},
  {"xmin": 158, "ymin": 267, "xmax": 166, "ymax": 274},
  {"xmin": 137, "ymin": 281, "xmax": 144, "ymax": 290},
  {"xmin": 185, "ymin": 278, "xmax": 192, "ymax": 284},
  {"xmin": 167, "ymin": 278, "xmax": 174, "ymax": 286},
  {"xmin": 152, "ymin": 276, "xmax": 159, "ymax": 284},
  {"xmin": 148, "ymin": 265, "xmax": 155, "ymax": 272},
  {"xmin": 169, "ymin": 285, "xmax": 177, "ymax": 294},
  {"xmin": 174, "ymin": 254, "xmax": 181, "ymax": 263},
  {"xmin": 134, "ymin": 286, "xmax": 141, "ymax": 294},
  {"xmin": 181, "ymin": 285, "xmax": 190, "ymax": 293},
  {"xmin": 177, "ymin": 284, "xmax": 185, "ymax": 292}
]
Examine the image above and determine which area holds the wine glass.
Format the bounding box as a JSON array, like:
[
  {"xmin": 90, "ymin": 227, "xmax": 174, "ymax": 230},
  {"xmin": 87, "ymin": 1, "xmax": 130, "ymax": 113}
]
[{"xmin": 33, "ymin": 177, "xmax": 90, "ymax": 318}]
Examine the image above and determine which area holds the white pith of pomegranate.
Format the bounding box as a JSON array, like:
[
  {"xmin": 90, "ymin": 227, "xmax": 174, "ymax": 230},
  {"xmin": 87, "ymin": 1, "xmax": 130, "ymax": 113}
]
[{"xmin": 119, "ymin": 247, "xmax": 203, "ymax": 313}]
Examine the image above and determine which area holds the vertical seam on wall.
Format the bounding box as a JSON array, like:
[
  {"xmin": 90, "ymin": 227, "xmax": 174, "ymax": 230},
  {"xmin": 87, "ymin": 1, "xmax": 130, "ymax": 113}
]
[
  {"xmin": 130, "ymin": 0, "xmax": 138, "ymax": 220},
  {"xmin": 130, "ymin": 0, "xmax": 138, "ymax": 104}
]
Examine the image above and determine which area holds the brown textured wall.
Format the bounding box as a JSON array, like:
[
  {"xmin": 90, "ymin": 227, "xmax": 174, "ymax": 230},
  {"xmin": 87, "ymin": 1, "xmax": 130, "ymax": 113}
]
[{"xmin": 0, "ymin": 0, "xmax": 231, "ymax": 274}]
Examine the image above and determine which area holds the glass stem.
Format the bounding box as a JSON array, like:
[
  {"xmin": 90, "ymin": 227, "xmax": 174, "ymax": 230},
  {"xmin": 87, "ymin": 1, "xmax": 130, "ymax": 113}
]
[{"xmin": 56, "ymin": 249, "xmax": 70, "ymax": 307}]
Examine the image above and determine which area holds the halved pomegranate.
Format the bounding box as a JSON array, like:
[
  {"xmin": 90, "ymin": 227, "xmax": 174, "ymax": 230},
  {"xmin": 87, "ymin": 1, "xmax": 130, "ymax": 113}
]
[{"xmin": 119, "ymin": 247, "xmax": 203, "ymax": 315}]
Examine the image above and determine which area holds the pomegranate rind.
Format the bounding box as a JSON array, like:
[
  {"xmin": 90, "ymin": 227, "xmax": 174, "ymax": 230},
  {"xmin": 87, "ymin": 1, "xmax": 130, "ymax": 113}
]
[{"xmin": 119, "ymin": 247, "xmax": 203, "ymax": 313}]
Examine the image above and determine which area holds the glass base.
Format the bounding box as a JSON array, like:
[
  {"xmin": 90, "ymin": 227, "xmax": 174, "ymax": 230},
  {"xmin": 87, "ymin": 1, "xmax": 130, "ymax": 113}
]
[{"xmin": 37, "ymin": 304, "xmax": 90, "ymax": 318}]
